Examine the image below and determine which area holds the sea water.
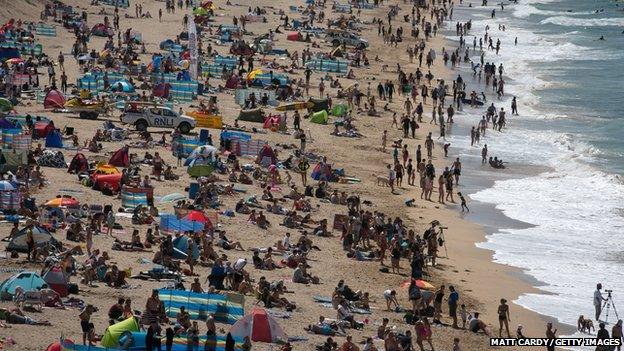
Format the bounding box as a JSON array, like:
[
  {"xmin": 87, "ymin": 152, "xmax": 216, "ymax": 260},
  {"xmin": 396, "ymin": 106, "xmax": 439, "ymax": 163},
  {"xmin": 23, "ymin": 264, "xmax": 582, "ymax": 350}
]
[{"xmin": 442, "ymin": 0, "xmax": 624, "ymax": 343}]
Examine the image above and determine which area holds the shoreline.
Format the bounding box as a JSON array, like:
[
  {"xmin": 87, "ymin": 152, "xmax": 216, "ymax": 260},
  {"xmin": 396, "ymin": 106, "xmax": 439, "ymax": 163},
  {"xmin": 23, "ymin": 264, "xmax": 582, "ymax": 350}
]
[
  {"xmin": 404, "ymin": 2, "xmax": 578, "ymax": 340},
  {"xmin": 0, "ymin": 0, "xmax": 581, "ymax": 349}
]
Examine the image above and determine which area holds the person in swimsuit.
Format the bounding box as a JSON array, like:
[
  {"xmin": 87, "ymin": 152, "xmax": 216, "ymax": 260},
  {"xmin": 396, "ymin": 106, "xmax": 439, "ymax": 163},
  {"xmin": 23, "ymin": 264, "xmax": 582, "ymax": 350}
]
[
  {"xmin": 452, "ymin": 158, "xmax": 461, "ymax": 185},
  {"xmin": 546, "ymin": 322, "xmax": 557, "ymax": 351},
  {"xmin": 498, "ymin": 298, "xmax": 511, "ymax": 337}
]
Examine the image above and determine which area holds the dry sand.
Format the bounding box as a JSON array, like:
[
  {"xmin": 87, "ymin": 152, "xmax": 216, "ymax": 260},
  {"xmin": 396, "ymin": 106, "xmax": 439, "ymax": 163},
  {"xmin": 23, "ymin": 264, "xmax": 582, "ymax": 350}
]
[{"xmin": 0, "ymin": 0, "xmax": 560, "ymax": 350}]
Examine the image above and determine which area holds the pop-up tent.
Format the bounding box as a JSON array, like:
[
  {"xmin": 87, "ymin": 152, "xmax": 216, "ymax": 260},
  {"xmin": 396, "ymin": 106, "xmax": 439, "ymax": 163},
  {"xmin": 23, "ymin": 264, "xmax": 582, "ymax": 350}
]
[
  {"xmin": 101, "ymin": 317, "xmax": 140, "ymax": 348},
  {"xmin": 45, "ymin": 129, "xmax": 63, "ymax": 148},
  {"xmin": 255, "ymin": 144, "xmax": 277, "ymax": 166},
  {"xmin": 42, "ymin": 266, "xmax": 69, "ymax": 297},
  {"xmin": 7, "ymin": 225, "xmax": 57, "ymax": 253},
  {"xmin": 310, "ymin": 110, "xmax": 328, "ymax": 124},
  {"xmin": 68, "ymin": 153, "xmax": 88, "ymax": 174},
  {"xmin": 43, "ymin": 89, "xmax": 65, "ymax": 109},
  {"xmin": 229, "ymin": 308, "xmax": 288, "ymax": 343},
  {"xmin": 172, "ymin": 234, "xmax": 200, "ymax": 260},
  {"xmin": 109, "ymin": 146, "xmax": 130, "ymax": 167},
  {"xmin": 0, "ymin": 271, "xmax": 47, "ymax": 300}
]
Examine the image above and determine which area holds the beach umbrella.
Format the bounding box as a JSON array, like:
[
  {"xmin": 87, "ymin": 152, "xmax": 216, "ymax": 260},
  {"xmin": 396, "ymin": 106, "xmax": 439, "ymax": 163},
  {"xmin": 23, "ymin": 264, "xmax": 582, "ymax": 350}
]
[
  {"xmin": 185, "ymin": 210, "xmax": 210, "ymax": 223},
  {"xmin": 193, "ymin": 7, "xmax": 209, "ymax": 16},
  {"xmin": 110, "ymin": 80, "xmax": 135, "ymax": 93},
  {"xmin": 0, "ymin": 180, "xmax": 16, "ymax": 191},
  {"xmin": 45, "ymin": 197, "xmax": 80, "ymax": 207},
  {"xmin": 159, "ymin": 193, "xmax": 186, "ymax": 204},
  {"xmin": 400, "ymin": 279, "xmax": 435, "ymax": 291},
  {"xmin": 5, "ymin": 57, "xmax": 23, "ymax": 65}
]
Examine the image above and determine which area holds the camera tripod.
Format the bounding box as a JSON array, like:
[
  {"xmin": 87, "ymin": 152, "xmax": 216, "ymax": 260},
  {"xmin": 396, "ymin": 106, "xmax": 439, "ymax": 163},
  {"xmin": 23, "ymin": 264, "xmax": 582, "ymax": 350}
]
[{"xmin": 601, "ymin": 291, "xmax": 619, "ymax": 325}]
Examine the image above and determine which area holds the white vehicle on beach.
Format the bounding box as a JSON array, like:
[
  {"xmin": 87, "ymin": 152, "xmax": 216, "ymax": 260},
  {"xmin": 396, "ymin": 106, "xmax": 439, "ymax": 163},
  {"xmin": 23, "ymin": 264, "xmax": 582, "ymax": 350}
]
[
  {"xmin": 325, "ymin": 30, "xmax": 369, "ymax": 49},
  {"xmin": 120, "ymin": 102, "xmax": 196, "ymax": 134}
]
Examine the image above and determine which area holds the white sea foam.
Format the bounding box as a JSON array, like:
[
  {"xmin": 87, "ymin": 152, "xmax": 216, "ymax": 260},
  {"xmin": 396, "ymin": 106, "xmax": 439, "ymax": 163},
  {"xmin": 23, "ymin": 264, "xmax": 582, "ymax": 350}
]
[
  {"xmin": 445, "ymin": 3, "xmax": 624, "ymax": 343},
  {"xmin": 541, "ymin": 15, "xmax": 624, "ymax": 27}
]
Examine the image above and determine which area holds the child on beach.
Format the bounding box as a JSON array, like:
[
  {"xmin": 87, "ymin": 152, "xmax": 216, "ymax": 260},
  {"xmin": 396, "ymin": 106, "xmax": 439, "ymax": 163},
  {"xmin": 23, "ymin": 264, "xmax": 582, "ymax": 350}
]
[
  {"xmin": 79, "ymin": 305, "xmax": 95, "ymax": 345},
  {"xmin": 458, "ymin": 192, "xmax": 469, "ymax": 212},
  {"xmin": 460, "ymin": 304, "xmax": 467, "ymax": 329}
]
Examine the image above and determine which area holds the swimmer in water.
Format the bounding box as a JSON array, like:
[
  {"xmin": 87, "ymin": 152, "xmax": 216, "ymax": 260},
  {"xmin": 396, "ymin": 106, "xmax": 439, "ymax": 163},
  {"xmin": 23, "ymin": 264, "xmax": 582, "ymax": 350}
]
[{"xmin": 599, "ymin": 36, "xmax": 605, "ymax": 41}]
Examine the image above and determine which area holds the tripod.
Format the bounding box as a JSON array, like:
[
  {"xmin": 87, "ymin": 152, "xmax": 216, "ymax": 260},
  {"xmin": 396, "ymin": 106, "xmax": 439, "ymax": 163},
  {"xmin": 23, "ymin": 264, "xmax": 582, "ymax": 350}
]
[{"xmin": 601, "ymin": 291, "xmax": 619, "ymax": 325}]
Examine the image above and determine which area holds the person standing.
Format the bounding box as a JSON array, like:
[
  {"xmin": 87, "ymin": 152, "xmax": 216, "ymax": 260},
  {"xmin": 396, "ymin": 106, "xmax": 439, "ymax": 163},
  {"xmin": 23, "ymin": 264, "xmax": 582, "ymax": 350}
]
[
  {"xmin": 433, "ymin": 285, "xmax": 445, "ymax": 323},
  {"xmin": 595, "ymin": 283, "xmax": 607, "ymax": 321},
  {"xmin": 498, "ymin": 298, "xmax": 511, "ymax": 337},
  {"xmin": 546, "ymin": 322, "xmax": 557, "ymax": 351},
  {"xmin": 448, "ymin": 286, "xmax": 459, "ymax": 328},
  {"xmin": 596, "ymin": 323, "xmax": 611, "ymax": 351},
  {"xmin": 612, "ymin": 320, "xmax": 622, "ymax": 351}
]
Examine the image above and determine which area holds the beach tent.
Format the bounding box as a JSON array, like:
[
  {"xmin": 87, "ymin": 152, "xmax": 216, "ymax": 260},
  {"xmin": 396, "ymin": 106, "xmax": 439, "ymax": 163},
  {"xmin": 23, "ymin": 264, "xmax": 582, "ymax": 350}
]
[
  {"xmin": 238, "ymin": 108, "xmax": 265, "ymax": 123},
  {"xmin": 101, "ymin": 317, "xmax": 140, "ymax": 348},
  {"xmin": 186, "ymin": 145, "xmax": 217, "ymax": 165},
  {"xmin": 0, "ymin": 271, "xmax": 47, "ymax": 300},
  {"xmin": 42, "ymin": 266, "xmax": 69, "ymax": 297},
  {"xmin": 229, "ymin": 308, "xmax": 288, "ymax": 343},
  {"xmin": 91, "ymin": 23, "xmax": 111, "ymax": 36},
  {"xmin": 310, "ymin": 110, "xmax": 328, "ymax": 124},
  {"xmin": 255, "ymin": 144, "xmax": 277, "ymax": 166},
  {"xmin": 68, "ymin": 153, "xmax": 88, "ymax": 174},
  {"xmin": 110, "ymin": 80, "xmax": 135, "ymax": 93},
  {"xmin": 311, "ymin": 162, "xmax": 335, "ymax": 181},
  {"xmin": 308, "ymin": 97, "xmax": 328, "ymax": 113},
  {"xmin": 263, "ymin": 115, "xmax": 281, "ymax": 129},
  {"xmin": 7, "ymin": 225, "xmax": 57, "ymax": 253},
  {"xmin": 172, "ymin": 234, "xmax": 200, "ymax": 260},
  {"xmin": 109, "ymin": 146, "xmax": 130, "ymax": 167},
  {"xmin": 331, "ymin": 104, "xmax": 349, "ymax": 117},
  {"xmin": 45, "ymin": 129, "xmax": 63, "ymax": 148},
  {"xmin": 159, "ymin": 289, "xmax": 245, "ymax": 324},
  {"xmin": 187, "ymin": 158, "xmax": 215, "ymax": 177},
  {"xmin": 93, "ymin": 163, "xmax": 120, "ymax": 175},
  {"xmin": 92, "ymin": 173, "xmax": 122, "ymax": 192},
  {"xmin": 43, "ymin": 89, "xmax": 65, "ymax": 109}
]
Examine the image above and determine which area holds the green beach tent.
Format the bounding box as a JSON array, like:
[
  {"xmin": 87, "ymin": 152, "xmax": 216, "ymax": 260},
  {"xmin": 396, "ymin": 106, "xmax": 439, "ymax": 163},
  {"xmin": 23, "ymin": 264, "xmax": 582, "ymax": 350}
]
[
  {"xmin": 310, "ymin": 110, "xmax": 328, "ymax": 124},
  {"xmin": 101, "ymin": 317, "xmax": 140, "ymax": 348},
  {"xmin": 330, "ymin": 104, "xmax": 348, "ymax": 117}
]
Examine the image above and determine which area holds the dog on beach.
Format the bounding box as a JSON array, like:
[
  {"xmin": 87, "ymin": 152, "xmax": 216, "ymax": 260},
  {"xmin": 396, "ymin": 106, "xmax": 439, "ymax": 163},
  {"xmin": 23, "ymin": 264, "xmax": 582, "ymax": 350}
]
[{"xmin": 376, "ymin": 174, "xmax": 390, "ymax": 186}]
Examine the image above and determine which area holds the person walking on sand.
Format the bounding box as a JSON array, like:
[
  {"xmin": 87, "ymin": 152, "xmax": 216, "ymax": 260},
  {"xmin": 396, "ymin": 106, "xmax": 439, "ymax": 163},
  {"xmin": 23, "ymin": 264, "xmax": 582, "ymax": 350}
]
[
  {"xmin": 546, "ymin": 322, "xmax": 557, "ymax": 351},
  {"xmin": 452, "ymin": 157, "xmax": 462, "ymax": 185},
  {"xmin": 458, "ymin": 192, "xmax": 469, "ymax": 212},
  {"xmin": 382, "ymin": 130, "xmax": 388, "ymax": 152},
  {"xmin": 511, "ymin": 96, "xmax": 518, "ymax": 115},
  {"xmin": 425, "ymin": 133, "xmax": 434, "ymax": 158},
  {"xmin": 498, "ymin": 298, "xmax": 511, "ymax": 337},
  {"xmin": 387, "ymin": 164, "xmax": 396, "ymax": 194},
  {"xmin": 319, "ymin": 78, "xmax": 325, "ymax": 98},
  {"xmin": 482, "ymin": 144, "xmax": 488, "ymax": 163}
]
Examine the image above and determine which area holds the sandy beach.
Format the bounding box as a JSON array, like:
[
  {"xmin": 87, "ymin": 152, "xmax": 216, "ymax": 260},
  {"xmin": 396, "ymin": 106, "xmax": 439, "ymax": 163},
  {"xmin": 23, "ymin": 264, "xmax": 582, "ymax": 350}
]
[{"xmin": 0, "ymin": 0, "xmax": 574, "ymax": 350}]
